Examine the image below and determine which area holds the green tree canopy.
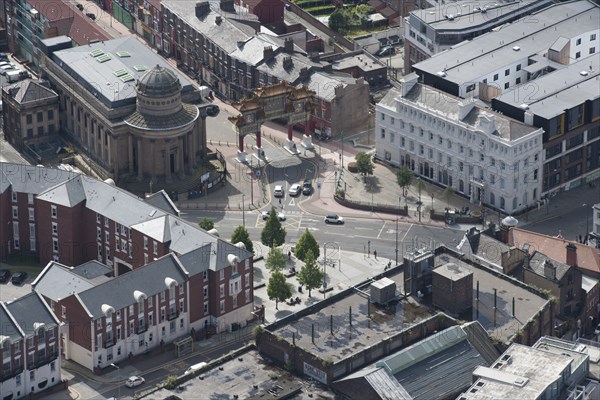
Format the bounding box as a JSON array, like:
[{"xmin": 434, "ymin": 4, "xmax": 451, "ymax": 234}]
[
  {"xmin": 296, "ymin": 250, "xmax": 324, "ymax": 297},
  {"xmin": 396, "ymin": 166, "xmax": 413, "ymax": 196},
  {"xmin": 198, "ymin": 218, "xmax": 214, "ymax": 231},
  {"xmin": 294, "ymin": 228, "xmax": 320, "ymax": 261},
  {"xmin": 355, "ymin": 152, "xmax": 374, "ymax": 176},
  {"xmin": 265, "ymin": 247, "xmax": 287, "ymax": 271},
  {"xmin": 231, "ymin": 225, "xmax": 253, "ymax": 253},
  {"xmin": 267, "ymin": 269, "xmax": 292, "ymax": 310},
  {"xmin": 261, "ymin": 207, "xmax": 286, "ymax": 247}
]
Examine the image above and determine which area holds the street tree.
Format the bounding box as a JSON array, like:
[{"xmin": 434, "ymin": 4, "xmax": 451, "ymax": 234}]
[
  {"xmin": 443, "ymin": 186, "xmax": 454, "ymax": 209},
  {"xmin": 296, "ymin": 250, "xmax": 323, "ymax": 297},
  {"xmin": 231, "ymin": 225, "xmax": 253, "ymax": 253},
  {"xmin": 397, "ymin": 166, "xmax": 413, "ymax": 196},
  {"xmin": 198, "ymin": 218, "xmax": 214, "ymax": 231},
  {"xmin": 261, "ymin": 208, "xmax": 286, "ymax": 247},
  {"xmin": 267, "ymin": 269, "xmax": 292, "ymax": 310},
  {"xmin": 355, "ymin": 152, "xmax": 374, "ymax": 176},
  {"xmin": 294, "ymin": 228, "xmax": 320, "ymax": 261},
  {"xmin": 265, "ymin": 247, "xmax": 286, "ymax": 271}
]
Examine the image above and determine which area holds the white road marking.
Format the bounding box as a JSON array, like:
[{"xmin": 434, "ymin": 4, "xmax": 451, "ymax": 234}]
[{"xmin": 377, "ymin": 221, "xmax": 387, "ymax": 239}]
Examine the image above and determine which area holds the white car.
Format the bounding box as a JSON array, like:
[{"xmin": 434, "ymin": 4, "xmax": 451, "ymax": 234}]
[
  {"xmin": 0, "ymin": 65, "xmax": 15, "ymax": 75},
  {"xmin": 273, "ymin": 185, "xmax": 284, "ymax": 197},
  {"xmin": 262, "ymin": 211, "xmax": 286, "ymax": 221},
  {"xmin": 184, "ymin": 362, "xmax": 207, "ymax": 375},
  {"xmin": 324, "ymin": 214, "xmax": 344, "ymax": 224},
  {"xmin": 125, "ymin": 376, "xmax": 145, "ymax": 388},
  {"xmin": 289, "ymin": 183, "xmax": 302, "ymax": 196}
]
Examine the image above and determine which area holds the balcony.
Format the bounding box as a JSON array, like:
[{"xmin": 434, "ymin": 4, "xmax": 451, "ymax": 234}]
[
  {"xmin": 27, "ymin": 351, "xmax": 58, "ymax": 370},
  {"xmin": 167, "ymin": 311, "xmax": 179, "ymax": 321},
  {"xmin": 0, "ymin": 367, "xmax": 24, "ymax": 383},
  {"xmin": 136, "ymin": 323, "xmax": 148, "ymax": 334},
  {"xmin": 105, "ymin": 337, "xmax": 115, "ymax": 348}
]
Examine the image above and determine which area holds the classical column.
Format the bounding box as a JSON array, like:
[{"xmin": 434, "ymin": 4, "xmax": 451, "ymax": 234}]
[
  {"xmin": 238, "ymin": 134, "xmax": 244, "ymax": 153},
  {"xmin": 128, "ymin": 135, "xmax": 134, "ymax": 174},
  {"xmin": 187, "ymin": 132, "xmax": 195, "ymax": 170},
  {"xmin": 287, "ymin": 122, "xmax": 293, "ymax": 141},
  {"xmin": 302, "ymin": 113, "xmax": 314, "ymax": 150},
  {"xmin": 137, "ymin": 137, "xmax": 144, "ymax": 181},
  {"xmin": 149, "ymin": 139, "xmax": 155, "ymax": 182},
  {"xmin": 178, "ymin": 136, "xmax": 185, "ymax": 178},
  {"xmin": 286, "ymin": 120, "xmax": 296, "ymax": 153}
]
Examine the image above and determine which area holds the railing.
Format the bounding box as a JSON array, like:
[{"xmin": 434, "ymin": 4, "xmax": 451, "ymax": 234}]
[
  {"xmin": 167, "ymin": 311, "xmax": 179, "ymax": 321},
  {"xmin": 0, "ymin": 367, "xmax": 23, "ymax": 382},
  {"xmin": 136, "ymin": 323, "xmax": 148, "ymax": 334},
  {"xmin": 27, "ymin": 351, "xmax": 58, "ymax": 370}
]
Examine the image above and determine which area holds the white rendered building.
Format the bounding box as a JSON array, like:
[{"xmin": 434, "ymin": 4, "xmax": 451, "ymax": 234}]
[{"xmin": 376, "ymin": 74, "xmax": 544, "ymax": 215}]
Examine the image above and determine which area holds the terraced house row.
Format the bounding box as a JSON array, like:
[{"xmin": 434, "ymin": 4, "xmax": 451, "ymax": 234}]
[{"xmin": 0, "ymin": 163, "xmax": 254, "ymax": 374}]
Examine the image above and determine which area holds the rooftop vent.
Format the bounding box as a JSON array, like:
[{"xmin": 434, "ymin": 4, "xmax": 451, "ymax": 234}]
[
  {"xmin": 215, "ymin": 16, "xmax": 222, "ymax": 25},
  {"xmin": 436, "ymin": 71, "xmax": 447, "ymax": 77},
  {"xmin": 512, "ymin": 46, "xmax": 520, "ymax": 51},
  {"xmin": 519, "ymin": 103, "xmax": 529, "ymax": 110},
  {"xmin": 446, "ymin": 14, "xmax": 455, "ymax": 20},
  {"xmin": 580, "ymin": 70, "xmax": 589, "ymax": 76}
]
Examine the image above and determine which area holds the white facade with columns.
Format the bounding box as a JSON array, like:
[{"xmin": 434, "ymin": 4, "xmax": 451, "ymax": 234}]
[{"xmin": 375, "ymin": 74, "xmax": 544, "ymax": 215}]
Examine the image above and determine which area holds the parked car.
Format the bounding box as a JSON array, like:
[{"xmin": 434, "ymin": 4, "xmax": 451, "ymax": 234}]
[
  {"xmin": 288, "ymin": 183, "xmax": 301, "ymax": 196},
  {"xmin": 76, "ymin": 3, "xmax": 84, "ymax": 10},
  {"xmin": 86, "ymin": 12, "xmax": 96, "ymax": 20},
  {"xmin": 595, "ymin": 323, "xmax": 600, "ymax": 336},
  {"xmin": 184, "ymin": 362, "xmax": 207, "ymax": 375},
  {"xmin": 0, "ymin": 269, "xmax": 11, "ymax": 283},
  {"xmin": 324, "ymin": 214, "xmax": 344, "ymax": 224},
  {"xmin": 11, "ymin": 272, "xmax": 28, "ymax": 285},
  {"xmin": 0, "ymin": 54, "xmax": 9, "ymax": 62},
  {"xmin": 377, "ymin": 46, "xmax": 395, "ymax": 57},
  {"xmin": 302, "ymin": 179, "xmax": 313, "ymax": 195},
  {"xmin": 273, "ymin": 185, "xmax": 284, "ymax": 197},
  {"xmin": 126, "ymin": 376, "xmax": 145, "ymax": 388},
  {"xmin": 0, "ymin": 65, "xmax": 15, "ymax": 75},
  {"xmin": 262, "ymin": 211, "xmax": 286, "ymax": 221}
]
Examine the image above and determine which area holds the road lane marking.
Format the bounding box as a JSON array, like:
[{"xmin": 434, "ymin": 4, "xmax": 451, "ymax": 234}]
[
  {"xmin": 377, "ymin": 221, "xmax": 387, "ymax": 239},
  {"xmin": 401, "ymin": 224, "xmax": 413, "ymax": 242}
]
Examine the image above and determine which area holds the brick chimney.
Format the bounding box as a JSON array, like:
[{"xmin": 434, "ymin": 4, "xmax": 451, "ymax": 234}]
[
  {"xmin": 282, "ymin": 56, "xmax": 293, "ymax": 69},
  {"xmin": 220, "ymin": 0, "xmax": 235, "ymax": 11},
  {"xmin": 566, "ymin": 243, "xmax": 577, "ymax": 267},
  {"xmin": 263, "ymin": 46, "xmax": 274, "ymax": 61},
  {"xmin": 543, "ymin": 260, "xmax": 556, "ymax": 281},
  {"xmin": 284, "ymin": 37, "xmax": 294, "ymax": 53}
]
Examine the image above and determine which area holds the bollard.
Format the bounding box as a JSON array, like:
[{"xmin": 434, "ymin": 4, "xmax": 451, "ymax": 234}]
[
  {"xmin": 512, "ymin": 297, "xmax": 515, "ymax": 317},
  {"xmin": 311, "ymin": 324, "xmax": 315, "ymax": 344},
  {"xmin": 476, "ymin": 281, "xmax": 479, "ymax": 301},
  {"xmin": 349, "ymin": 306, "xmax": 352, "ymax": 326},
  {"xmin": 493, "ymin": 288, "xmax": 497, "ymax": 309},
  {"xmin": 330, "ymin": 315, "xmax": 333, "ymax": 335}
]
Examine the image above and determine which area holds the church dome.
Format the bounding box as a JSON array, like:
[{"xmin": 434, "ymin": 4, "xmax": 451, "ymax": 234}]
[{"xmin": 136, "ymin": 65, "xmax": 181, "ymax": 97}]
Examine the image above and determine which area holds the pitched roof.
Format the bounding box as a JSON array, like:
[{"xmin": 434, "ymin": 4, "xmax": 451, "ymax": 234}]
[
  {"xmin": 71, "ymin": 260, "xmax": 113, "ymax": 280},
  {"xmin": 32, "ymin": 261, "xmax": 98, "ymax": 301},
  {"xmin": 40, "ymin": 0, "xmax": 111, "ymax": 45},
  {"xmin": 144, "ymin": 190, "xmax": 180, "ymax": 216},
  {"xmin": 508, "ymin": 228, "xmax": 600, "ymax": 276},
  {"xmin": 35, "ymin": 174, "xmax": 87, "ymax": 207},
  {"xmin": 76, "ymin": 253, "xmax": 189, "ymax": 319},
  {"xmin": 2, "ymin": 79, "xmax": 58, "ymax": 104},
  {"xmin": 5, "ymin": 292, "xmax": 60, "ymax": 335},
  {"xmin": 527, "ymin": 251, "xmax": 572, "ymax": 281},
  {"xmin": 0, "ymin": 163, "xmax": 78, "ymax": 195},
  {"xmin": 0, "ymin": 304, "xmax": 23, "ymax": 342}
]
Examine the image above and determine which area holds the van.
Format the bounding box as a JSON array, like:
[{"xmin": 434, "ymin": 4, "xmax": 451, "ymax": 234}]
[
  {"xmin": 184, "ymin": 362, "xmax": 207, "ymax": 375},
  {"xmin": 6, "ymin": 69, "xmax": 22, "ymax": 83}
]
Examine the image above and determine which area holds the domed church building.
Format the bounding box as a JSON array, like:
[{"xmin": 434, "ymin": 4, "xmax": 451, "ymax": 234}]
[{"xmin": 41, "ymin": 36, "xmax": 219, "ymax": 184}]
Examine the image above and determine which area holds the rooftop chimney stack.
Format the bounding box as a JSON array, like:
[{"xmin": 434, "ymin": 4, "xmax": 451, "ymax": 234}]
[
  {"xmin": 263, "ymin": 46, "xmax": 274, "ymax": 61},
  {"xmin": 220, "ymin": 0, "xmax": 235, "ymax": 11},
  {"xmin": 566, "ymin": 243, "xmax": 577, "ymax": 267},
  {"xmin": 284, "ymin": 37, "xmax": 294, "ymax": 53},
  {"xmin": 282, "ymin": 56, "xmax": 293, "ymax": 69},
  {"xmin": 543, "ymin": 260, "xmax": 556, "ymax": 281},
  {"xmin": 195, "ymin": 1, "xmax": 211, "ymax": 18},
  {"xmin": 400, "ymin": 73, "xmax": 418, "ymax": 97}
]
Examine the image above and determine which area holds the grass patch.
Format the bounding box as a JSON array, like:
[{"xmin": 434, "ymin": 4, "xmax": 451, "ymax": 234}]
[
  {"xmin": 4, "ymin": 254, "xmax": 39, "ymax": 267},
  {"xmin": 305, "ymin": 5, "xmax": 336, "ymax": 15}
]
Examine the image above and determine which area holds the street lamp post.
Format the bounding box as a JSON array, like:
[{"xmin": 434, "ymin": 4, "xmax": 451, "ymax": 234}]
[
  {"xmin": 110, "ymin": 363, "xmax": 120, "ymax": 399},
  {"xmin": 242, "ymin": 194, "xmax": 245, "ymax": 227},
  {"xmin": 395, "ymin": 196, "xmax": 400, "ymax": 267},
  {"xmin": 417, "ymin": 177, "xmax": 422, "ymax": 223}
]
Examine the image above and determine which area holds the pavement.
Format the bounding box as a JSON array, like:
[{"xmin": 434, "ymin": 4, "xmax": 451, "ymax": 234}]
[{"xmin": 179, "ymin": 97, "xmax": 600, "ymax": 238}]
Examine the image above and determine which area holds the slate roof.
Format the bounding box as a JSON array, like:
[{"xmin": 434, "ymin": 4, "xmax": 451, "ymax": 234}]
[
  {"xmin": 463, "ymin": 229, "xmax": 511, "ymax": 266},
  {"xmin": 75, "ymin": 254, "xmax": 189, "ymax": 319},
  {"xmin": 230, "ymin": 36, "xmax": 281, "ymax": 66},
  {"xmin": 35, "ymin": 174, "xmax": 87, "ymax": 207},
  {"xmin": 2, "ymin": 79, "xmax": 59, "ymax": 104},
  {"xmin": 300, "ymin": 71, "xmax": 357, "ymax": 101},
  {"xmin": 32, "ymin": 261, "xmax": 98, "ymax": 301},
  {"xmin": 0, "ymin": 305, "xmax": 23, "ymax": 342},
  {"xmin": 124, "ymin": 103, "xmax": 199, "ymax": 131},
  {"xmin": 256, "ymin": 52, "xmax": 318, "ymax": 83},
  {"xmin": 71, "ymin": 260, "xmax": 113, "ymax": 280},
  {"xmin": 161, "ymin": 0, "xmax": 257, "ymax": 54},
  {"xmin": 144, "ymin": 190, "xmax": 180, "ymax": 216},
  {"xmin": 0, "ymin": 163, "xmax": 78, "ymax": 195},
  {"xmin": 5, "ymin": 292, "xmax": 59, "ymax": 335},
  {"xmin": 508, "ymin": 227, "xmax": 600, "ymax": 276},
  {"xmin": 528, "ymin": 251, "xmax": 572, "ymax": 282}
]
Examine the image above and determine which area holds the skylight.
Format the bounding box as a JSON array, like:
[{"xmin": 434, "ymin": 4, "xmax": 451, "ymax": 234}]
[
  {"xmin": 113, "ymin": 68, "xmax": 128, "ymax": 77},
  {"xmin": 116, "ymin": 51, "xmax": 131, "ymax": 58},
  {"xmin": 89, "ymin": 49, "xmax": 104, "ymax": 57},
  {"xmin": 120, "ymin": 74, "xmax": 134, "ymax": 82},
  {"xmin": 133, "ymin": 65, "xmax": 147, "ymax": 72},
  {"xmin": 96, "ymin": 54, "xmax": 111, "ymax": 63}
]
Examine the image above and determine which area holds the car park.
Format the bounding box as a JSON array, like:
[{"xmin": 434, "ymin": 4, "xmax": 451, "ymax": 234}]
[
  {"xmin": 0, "ymin": 270, "xmax": 11, "ymax": 283},
  {"xmin": 302, "ymin": 179, "xmax": 312, "ymax": 195},
  {"xmin": 289, "ymin": 183, "xmax": 301, "ymax": 196},
  {"xmin": 11, "ymin": 272, "xmax": 28, "ymax": 285},
  {"xmin": 126, "ymin": 376, "xmax": 145, "ymax": 388},
  {"xmin": 377, "ymin": 46, "xmax": 395, "ymax": 57},
  {"xmin": 262, "ymin": 211, "xmax": 286, "ymax": 221},
  {"xmin": 273, "ymin": 185, "xmax": 284, "ymax": 197},
  {"xmin": 324, "ymin": 214, "xmax": 344, "ymax": 224}
]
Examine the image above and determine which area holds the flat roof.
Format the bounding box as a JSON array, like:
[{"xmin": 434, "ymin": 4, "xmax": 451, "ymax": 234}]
[
  {"xmin": 459, "ymin": 344, "xmax": 574, "ymax": 399},
  {"xmin": 435, "ymin": 253, "xmax": 548, "ymax": 342},
  {"xmin": 413, "ymin": 1, "xmax": 600, "ymax": 85},
  {"xmin": 434, "ymin": 262, "xmax": 472, "ymax": 280},
  {"xmin": 410, "ymin": 0, "xmax": 552, "ymax": 32},
  {"xmin": 495, "ymin": 55, "xmax": 600, "ymax": 119},
  {"xmin": 272, "ymin": 272, "xmax": 437, "ymax": 362},
  {"xmin": 332, "ymin": 52, "xmax": 386, "ymax": 72},
  {"xmin": 51, "ymin": 35, "xmax": 197, "ymax": 108}
]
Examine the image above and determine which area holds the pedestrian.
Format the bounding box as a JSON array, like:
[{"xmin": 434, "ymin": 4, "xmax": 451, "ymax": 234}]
[
  {"xmin": 279, "ymin": 198, "xmax": 282, "ymax": 205},
  {"xmin": 288, "ymin": 250, "xmax": 292, "ymax": 260},
  {"xmin": 373, "ymin": 250, "xmax": 377, "ymax": 260}
]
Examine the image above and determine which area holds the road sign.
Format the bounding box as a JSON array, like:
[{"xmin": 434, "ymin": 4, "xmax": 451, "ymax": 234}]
[
  {"xmin": 317, "ymin": 182, "xmax": 321, "ymax": 189},
  {"xmin": 255, "ymin": 170, "xmax": 261, "ymax": 177}
]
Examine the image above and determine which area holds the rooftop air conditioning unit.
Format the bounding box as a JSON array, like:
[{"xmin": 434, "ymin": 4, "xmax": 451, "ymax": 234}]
[
  {"xmin": 580, "ymin": 71, "xmax": 589, "ymax": 76},
  {"xmin": 513, "ymin": 46, "xmax": 520, "ymax": 51}
]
